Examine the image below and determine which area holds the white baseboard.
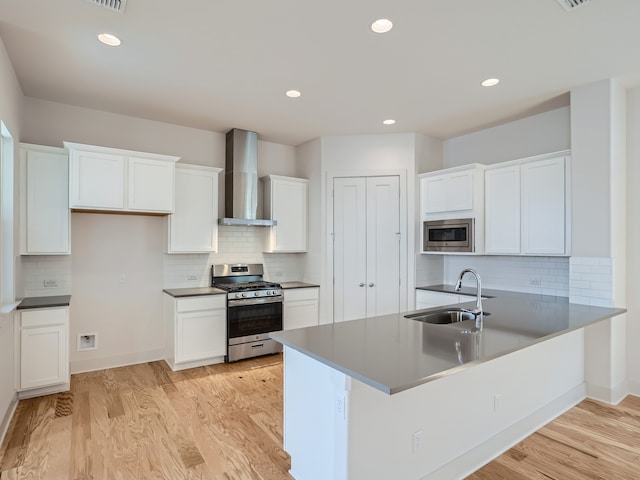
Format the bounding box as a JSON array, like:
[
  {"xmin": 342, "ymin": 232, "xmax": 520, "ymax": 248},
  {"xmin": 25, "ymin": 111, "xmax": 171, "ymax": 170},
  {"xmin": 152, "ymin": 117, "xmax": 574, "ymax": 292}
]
[
  {"xmin": 18, "ymin": 382, "xmax": 70, "ymax": 400},
  {"xmin": 628, "ymin": 380, "xmax": 640, "ymax": 398},
  {"xmin": 423, "ymin": 383, "xmax": 586, "ymax": 480},
  {"xmin": 70, "ymin": 348, "xmax": 165, "ymax": 374},
  {"xmin": 0, "ymin": 394, "xmax": 18, "ymax": 448},
  {"xmin": 586, "ymin": 379, "xmax": 629, "ymax": 405}
]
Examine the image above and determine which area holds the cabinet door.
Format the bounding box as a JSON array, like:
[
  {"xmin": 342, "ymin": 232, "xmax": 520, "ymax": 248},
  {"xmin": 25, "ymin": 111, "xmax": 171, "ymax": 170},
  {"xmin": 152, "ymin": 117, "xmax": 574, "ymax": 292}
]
[
  {"xmin": 421, "ymin": 171, "xmax": 473, "ymax": 214},
  {"xmin": 20, "ymin": 324, "xmax": 68, "ymax": 390},
  {"xmin": 445, "ymin": 171, "xmax": 474, "ymax": 212},
  {"xmin": 522, "ymin": 157, "xmax": 566, "ymax": 255},
  {"xmin": 485, "ymin": 165, "xmax": 521, "ymax": 254},
  {"xmin": 270, "ymin": 179, "xmax": 308, "ymax": 252},
  {"xmin": 169, "ymin": 166, "xmax": 219, "ymax": 253},
  {"xmin": 415, "ymin": 290, "xmax": 460, "ymax": 310},
  {"xmin": 176, "ymin": 309, "xmax": 226, "ymax": 363},
  {"xmin": 22, "ymin": 149, "xmax": 70, "ymax": 254},
  {"xmin": 422, "ymin": 176, "xmax": 447, "ymax": 214},
  {"xmin": 70, "ymin": 150, "xmax": 125, "ymax": 209},
  {"xmin": 128, "ymin": 156, "xmax": 175, "ymax": 213},
  {"xmin": 284, "ymin": 301, "xmax": 318, "ymax": 330},
  {"xmin": 284, "ymin": 288, "xmax": 319, "ymax": 330}
]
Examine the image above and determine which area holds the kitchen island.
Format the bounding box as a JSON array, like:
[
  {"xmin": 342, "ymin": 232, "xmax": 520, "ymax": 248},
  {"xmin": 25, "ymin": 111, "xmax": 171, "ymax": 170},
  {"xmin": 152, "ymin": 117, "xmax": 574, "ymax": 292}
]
[{"xmin": 270, "ymin": 291, "xmax": 625, "ymax": 480}]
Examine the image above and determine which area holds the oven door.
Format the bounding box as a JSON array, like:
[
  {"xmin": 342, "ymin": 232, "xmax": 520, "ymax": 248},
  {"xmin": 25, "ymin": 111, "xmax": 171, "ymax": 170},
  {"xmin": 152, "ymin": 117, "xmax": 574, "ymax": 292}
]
[{"xmin": 227, "ymin": 296, "xmax": 283, "ymax": 340}]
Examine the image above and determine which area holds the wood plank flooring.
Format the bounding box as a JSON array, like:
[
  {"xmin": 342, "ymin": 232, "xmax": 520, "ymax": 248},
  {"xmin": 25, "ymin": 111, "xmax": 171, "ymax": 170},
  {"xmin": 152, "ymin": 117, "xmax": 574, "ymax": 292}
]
[
  {"xmin": 1, "ymin": 354, "xmax": 639, "ymax": 480},
  {"xmin": 467, "ymin": 395, "xmax": 640, "ymax": 480},
  {"xmin": 0, "ymin": 355, "xmax": 292, "ymax": 480}
]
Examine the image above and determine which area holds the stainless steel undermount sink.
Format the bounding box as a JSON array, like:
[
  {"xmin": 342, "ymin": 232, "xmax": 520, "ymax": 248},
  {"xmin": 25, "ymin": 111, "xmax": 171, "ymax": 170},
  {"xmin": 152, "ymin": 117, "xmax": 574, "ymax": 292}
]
[{"xmin": 405, "ymin": 308, "xmax": 489, "ymax": 325}]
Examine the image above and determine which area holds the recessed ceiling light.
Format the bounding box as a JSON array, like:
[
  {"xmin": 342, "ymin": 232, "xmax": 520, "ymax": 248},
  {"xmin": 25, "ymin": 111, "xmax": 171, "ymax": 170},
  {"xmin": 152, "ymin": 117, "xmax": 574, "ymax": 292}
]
[
  {"xmin": 98, "ymin": 33, "xmax": 121, "ymax": 47},
  {"xmin": 481, "ymin": 78, "xmax": 500, "ymax": 87},
  {"xmin": 371, "ymin": 19, "xmax": 393, "ymax": 34},
  {"xmin": 383, "ymin": 119, "xmax": 396, "ymax": 125},
  {"xmin": 286, "ymin": 90, "xmax": 301, "ymax": 98}
]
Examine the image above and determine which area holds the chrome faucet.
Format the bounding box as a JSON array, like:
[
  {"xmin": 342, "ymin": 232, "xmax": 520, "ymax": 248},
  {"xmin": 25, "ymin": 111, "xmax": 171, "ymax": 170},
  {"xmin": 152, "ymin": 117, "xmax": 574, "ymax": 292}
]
[{"xmin": 455, "ymin": 268, "xmax": 483, "ymax": 329}]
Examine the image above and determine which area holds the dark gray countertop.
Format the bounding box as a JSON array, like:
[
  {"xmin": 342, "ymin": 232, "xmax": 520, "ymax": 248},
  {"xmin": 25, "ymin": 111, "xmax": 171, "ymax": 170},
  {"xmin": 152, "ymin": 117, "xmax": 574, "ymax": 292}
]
[
  {"xmin": 280, "ymin": 282, "xmax": 320, "ymax": 289},
  {"xmin": 17, "ymin": 295, "xmax": 71, "ymax": 309},
  {"xmin": 271, "ymin": 291, "xmax": 625, "ymax": 395},
  {"xmin": 163, "ymin": 287, "xmax": 226, "ymax": 297}
]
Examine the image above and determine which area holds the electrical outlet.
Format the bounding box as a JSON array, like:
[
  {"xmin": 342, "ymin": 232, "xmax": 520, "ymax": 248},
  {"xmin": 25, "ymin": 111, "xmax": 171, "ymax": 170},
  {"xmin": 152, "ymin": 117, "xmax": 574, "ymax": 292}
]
[
  {"xmin": 187, "ymin": 274, "xmax": 198, "ymax": 281},
  {"xmin": 529, "ymin": 278, "xmax": 542, "ymax": 286},
  {"xmin": 412, "ymin": 430, "xmax": 423, "ymax": 454},
  {"xmin": 43, "ymin": 279, "xmax": 58, "ymax": 288},
  {"xmin": 119, "ymin": 274, "xmax": 126, "ymax": 284},
  {"xmin": 275, "ymin": 271, "xmax": 283, "ymax": 277}
]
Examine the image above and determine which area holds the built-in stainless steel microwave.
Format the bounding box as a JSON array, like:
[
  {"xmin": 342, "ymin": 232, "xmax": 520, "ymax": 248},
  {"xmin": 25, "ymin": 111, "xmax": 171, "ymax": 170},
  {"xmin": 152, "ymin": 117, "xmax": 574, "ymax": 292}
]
[{"xmin": 423, "ymin": 218, "xmax": 474, "ymax": 253}]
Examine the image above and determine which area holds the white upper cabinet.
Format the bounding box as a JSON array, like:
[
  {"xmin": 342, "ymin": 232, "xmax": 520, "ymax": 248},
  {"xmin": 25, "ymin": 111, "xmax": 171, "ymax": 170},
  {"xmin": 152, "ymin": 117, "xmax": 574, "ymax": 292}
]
[
  {"xmin": 128, "ymin": 156, "xmax": 175, "ymax": 212},
  {"xmin": 485, "ymin": 165, "xmax": 521, "ymax": 254},
  {"xmin": 65, "ymin": 142, "xmax": 179, "ymax": 214},
  {"xmin": 420, "ymin": 164, "xmax": 484, "ymax": 217},
  {"xmin": 521, "ymin": 156, "xmax": 567, "ymax": 255},
  {"xmin": 167, "ymin": 164, "xmax": 222, "ymax": 253},
  {"xmin": 262, "ymin": 175, "xmax": 308, "ymax": 252},
  {"xmin": 19, "ymin": 144, "xmax": 70, "ymax": 255},
  {"xmin": 484, "ymin": 153, "xmax": 569, "ymax": 256}
]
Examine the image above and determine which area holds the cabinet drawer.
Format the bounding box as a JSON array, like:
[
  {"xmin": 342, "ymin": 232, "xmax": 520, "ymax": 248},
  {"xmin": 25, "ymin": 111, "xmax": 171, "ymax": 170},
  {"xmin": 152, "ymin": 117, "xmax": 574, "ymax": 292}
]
[
  {"xmin": 21, "ymin": 308, "xmax": 68, "ymax": 328},
  {"xmin": 176, "ymin": 295, "xmax": 225, "ymax": 313},
  {"xmin": 284, "ymin": 287, "xmax": 318, "ymax": 302}
]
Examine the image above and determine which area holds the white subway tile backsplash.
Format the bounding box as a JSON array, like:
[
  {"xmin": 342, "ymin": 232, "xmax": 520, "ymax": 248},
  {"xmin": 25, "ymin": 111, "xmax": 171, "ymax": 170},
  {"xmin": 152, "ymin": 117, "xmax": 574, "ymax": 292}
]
[
  {"xmin": 569, "ymin": 257, "xmax": 613, "ymax": 307},
  {"xmin": 443, "ymin": 255, "xmax": 570, "ymax": 297},
  {"xmin": 162, "ymin": 226, "xmax": 306, "ymax": 288}
]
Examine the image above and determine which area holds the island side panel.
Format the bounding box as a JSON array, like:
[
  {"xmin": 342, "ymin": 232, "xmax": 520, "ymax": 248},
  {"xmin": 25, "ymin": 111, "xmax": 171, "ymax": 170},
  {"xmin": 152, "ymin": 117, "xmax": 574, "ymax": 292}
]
[
  {"xmin": 346, "ymin": 329, "xmax": 585, "ymax": 479},
  {"xmin": 283, "ymin": 347, "xmax": 350, "ymax": 480}
]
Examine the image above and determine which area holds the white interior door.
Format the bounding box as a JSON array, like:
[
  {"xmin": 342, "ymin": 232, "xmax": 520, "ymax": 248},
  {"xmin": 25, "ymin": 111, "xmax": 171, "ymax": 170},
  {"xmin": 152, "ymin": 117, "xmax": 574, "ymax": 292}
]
[
  {"xmin": 333, "ymin": 175, "xmax": 400, "ymax": 323},
  {"xmin": 366, "ymin": 176, "xmax": 400, "ymax": 316},
  {"xmin": 333, "ymin": 177, "xmax": 367, "ymax": 323}
]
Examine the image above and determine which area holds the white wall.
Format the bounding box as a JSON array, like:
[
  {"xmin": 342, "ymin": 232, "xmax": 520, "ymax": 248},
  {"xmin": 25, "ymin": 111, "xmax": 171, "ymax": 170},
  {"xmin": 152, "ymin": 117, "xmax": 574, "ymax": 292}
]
[
  {"xmin": 69, "ymin": 213, "xmax": 164, "ymax": 372},
  {"xmin": 0, "ymin": 34, "xmax": 22, "ymax": 441},
  {"xmin": 443, "ymin": 106, "xmax": 571, "ymax": 168},
  {"xmin": 626, "ymin": 85, "xmax": 640, "ymax": 395}
]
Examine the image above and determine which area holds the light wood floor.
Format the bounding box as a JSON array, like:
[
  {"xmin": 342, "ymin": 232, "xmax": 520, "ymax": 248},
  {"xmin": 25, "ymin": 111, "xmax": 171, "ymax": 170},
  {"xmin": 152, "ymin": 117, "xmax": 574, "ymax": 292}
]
[
  {"xmin": 1, "ymin": 355, "xmax": 639, "ymax": 480},
  {"xmin": 467, "ymin": 395, "xmax": 640, "ymax": 480},
  {"xmin": 0, "ymin": 354, "xmax": 292, "ymax": 480}
]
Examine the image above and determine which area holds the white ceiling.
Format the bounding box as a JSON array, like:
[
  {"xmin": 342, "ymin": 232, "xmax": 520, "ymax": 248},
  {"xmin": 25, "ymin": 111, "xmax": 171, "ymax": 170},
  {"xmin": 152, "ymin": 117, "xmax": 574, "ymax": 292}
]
[{"xmin": 1, "ymin": 0, "xmax": 640, "ymax": 146}]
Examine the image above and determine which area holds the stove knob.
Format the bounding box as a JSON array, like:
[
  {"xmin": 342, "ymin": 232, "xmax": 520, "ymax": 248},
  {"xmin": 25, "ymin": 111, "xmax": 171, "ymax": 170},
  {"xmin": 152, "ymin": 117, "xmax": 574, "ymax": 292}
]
[
  {"xmin": 254, "ymin": 292, "xmax": 259, "ymax": 297},
  {"xmin": 241, "ymin": 293, "xmax": 247, "ymax": 298}
]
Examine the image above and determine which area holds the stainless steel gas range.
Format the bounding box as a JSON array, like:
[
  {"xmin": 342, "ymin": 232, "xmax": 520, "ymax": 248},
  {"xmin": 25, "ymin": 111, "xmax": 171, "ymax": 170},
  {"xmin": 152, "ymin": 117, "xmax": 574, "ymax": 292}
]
[{"xmin": 211, "ymin": 264, "xmax": 283, "ymax": 362}]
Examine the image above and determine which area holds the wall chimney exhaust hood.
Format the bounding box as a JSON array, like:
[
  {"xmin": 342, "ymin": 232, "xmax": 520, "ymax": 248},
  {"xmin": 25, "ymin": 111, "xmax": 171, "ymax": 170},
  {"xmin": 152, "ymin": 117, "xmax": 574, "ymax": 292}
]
[{"xmin": 219, "ymin": 128, "xmax": 277, "ymax": 227}]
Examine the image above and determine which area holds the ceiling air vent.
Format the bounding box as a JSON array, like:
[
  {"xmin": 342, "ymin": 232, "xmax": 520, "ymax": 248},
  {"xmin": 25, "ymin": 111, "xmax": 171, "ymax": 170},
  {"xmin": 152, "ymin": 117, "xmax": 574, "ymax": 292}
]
[
  {"xmin": 86, "ymin": 0, "xmax": 128, "ymax": 13},
  {"xmin": 556, "ymin": 0, "xmax": 591, "ymax": 11}
]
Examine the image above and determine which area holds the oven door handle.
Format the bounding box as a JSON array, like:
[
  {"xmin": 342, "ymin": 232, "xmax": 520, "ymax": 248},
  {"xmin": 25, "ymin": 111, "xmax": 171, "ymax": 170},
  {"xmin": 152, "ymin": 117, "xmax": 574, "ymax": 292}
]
[{"xmin": 228, "ymin": 296, "xmax": 283, "ymax": 307}]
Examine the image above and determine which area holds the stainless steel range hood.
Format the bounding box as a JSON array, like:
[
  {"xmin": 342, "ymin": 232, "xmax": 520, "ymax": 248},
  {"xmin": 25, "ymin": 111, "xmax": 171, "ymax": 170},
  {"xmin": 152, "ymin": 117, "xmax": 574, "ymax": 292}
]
[{"xmin": 219, "ymin": 128, "xmax": 277, "ymax": 227}]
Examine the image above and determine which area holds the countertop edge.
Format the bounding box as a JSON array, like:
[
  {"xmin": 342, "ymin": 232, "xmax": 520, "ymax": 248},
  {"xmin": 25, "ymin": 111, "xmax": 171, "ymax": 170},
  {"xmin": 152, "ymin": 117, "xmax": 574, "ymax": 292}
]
[
  {"xmin": 17, "ymin": 295, "xmax": 72, "ymax": 310},
  {"xmin": 272, "ymin": 305, "xmax": 626, "ymax": 395},
  {"xmin": 163, "ymin": 287, "xmax": 226, "ymax": 297}
]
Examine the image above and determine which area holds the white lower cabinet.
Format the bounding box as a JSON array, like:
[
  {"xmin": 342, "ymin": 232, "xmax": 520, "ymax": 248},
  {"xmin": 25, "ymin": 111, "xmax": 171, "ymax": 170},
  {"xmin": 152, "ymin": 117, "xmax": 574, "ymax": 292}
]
[
  {"xmin": 283, "ymin": 287, "xmax": 319, "ymax": 330},
  {"xmin": 16, "ymin": 307, "xmax": 69, "ymax": 397},
  {"xmin": 165, "ymin": 294, "xmax": 227, "ymax": 371},
  {"xmin": 415, "ymin": 290, "xmax": 461, "ymax": 310}
]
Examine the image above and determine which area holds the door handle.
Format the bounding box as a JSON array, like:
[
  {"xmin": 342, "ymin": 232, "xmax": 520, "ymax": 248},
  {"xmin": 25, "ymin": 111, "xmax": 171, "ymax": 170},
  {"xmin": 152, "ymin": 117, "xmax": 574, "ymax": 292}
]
[
  {"xmin": 359, "ymin": 283, "xmax": 365, "ymax": 287},
  {"xmin": 369, "ymin": 283, "xmax": 375, "ymax": 287}
]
